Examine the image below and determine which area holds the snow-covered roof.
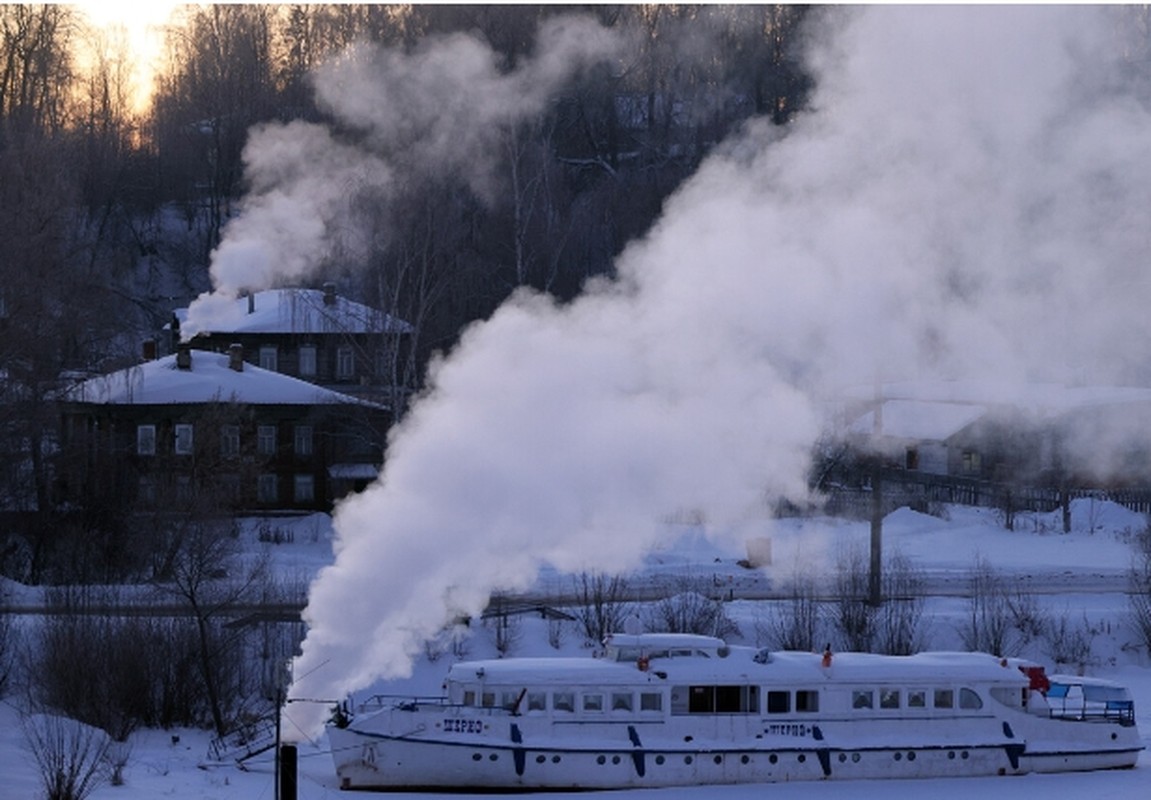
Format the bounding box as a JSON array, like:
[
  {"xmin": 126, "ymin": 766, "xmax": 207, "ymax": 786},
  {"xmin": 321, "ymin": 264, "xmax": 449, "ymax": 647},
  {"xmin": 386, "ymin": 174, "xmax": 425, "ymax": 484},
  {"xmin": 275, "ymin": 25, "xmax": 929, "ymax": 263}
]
[
  {"xmin": 173, "ymin": 288, "xmax": 412, "ymax": 336},
  {"xmin": 850, "ymin": 400, "xmax": 987, "ymax": 442},
  {"xmin": 64, "ymin": 352, "xmax": 388, "ymax": 408},
  {"xmin": 844, "ymin": 379, "xmax": 1151, "ymax": 416}
]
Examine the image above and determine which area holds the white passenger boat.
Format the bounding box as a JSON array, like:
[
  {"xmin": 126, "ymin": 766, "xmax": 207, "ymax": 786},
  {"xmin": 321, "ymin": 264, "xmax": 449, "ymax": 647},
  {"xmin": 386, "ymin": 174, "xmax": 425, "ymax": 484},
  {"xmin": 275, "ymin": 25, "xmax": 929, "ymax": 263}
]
[{"xmin": 328, "ymin": 633, "xmax": 1141, "ymax": 790}]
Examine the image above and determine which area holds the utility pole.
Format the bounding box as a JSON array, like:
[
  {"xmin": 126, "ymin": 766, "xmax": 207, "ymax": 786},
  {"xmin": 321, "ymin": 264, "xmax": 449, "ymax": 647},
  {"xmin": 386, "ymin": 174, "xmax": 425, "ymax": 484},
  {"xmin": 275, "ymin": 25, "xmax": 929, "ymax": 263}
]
[{"xmin": 869, "ymin": 378, "xmax": 883, "ymax": 607}]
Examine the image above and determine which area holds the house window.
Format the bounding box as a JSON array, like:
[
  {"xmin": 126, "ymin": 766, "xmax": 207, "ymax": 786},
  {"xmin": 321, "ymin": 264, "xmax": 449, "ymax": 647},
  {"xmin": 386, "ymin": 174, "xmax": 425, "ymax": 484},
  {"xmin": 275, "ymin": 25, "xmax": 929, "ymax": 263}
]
[
  {"xmin": 220, "ymin": 425, "xmax": 240, "ymax": 457},
  {"xmin": 336, "ymin": 346, "xmax": 354, "ymax": 379},
  {"xmin": 294, "ymin": 425, "xmax": 313, "ymax": 456},
  {"xmin": 137, "ymin": 425, "xmax": 156, "ymax": 456},
  {"xmin": 257, "ymin": 473, "xmax": 278, "ymax": 503},
  {"xmin": 962, "ymin": 451, "xmax": 982, "ymax": 475},
  {"xmin": 298, "ymin": 345, "xmax": 317, "ymax": 377},
  {"xmin": 259, "ymin": 346, "xmax": 278, "ymax": 372},
  {"xmin": 174, "ymin": 424, "xmax": 194, "ymax": 455},
  {"xmin": 905, "ymin": 447, "xmax": 919, "ymax": 470},
  {"xmin": 175, "ymin": 475, "xmax": 192, "ymax": 502},
  {"xmin": 294, "ymin": 474, "xmax": 314, "ymax": 503},
  {"xmin": 258, "ymin": 425, "xmax": 277, "ymax": 455}
]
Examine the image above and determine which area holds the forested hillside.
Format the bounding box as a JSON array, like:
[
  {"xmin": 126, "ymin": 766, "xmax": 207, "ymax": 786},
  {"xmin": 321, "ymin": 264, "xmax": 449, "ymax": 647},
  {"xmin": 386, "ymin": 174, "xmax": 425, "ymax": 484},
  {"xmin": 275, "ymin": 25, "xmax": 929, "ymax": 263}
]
[{"xmin": 0, "ymin": 4, "xmax": 813, "ymax": 581}]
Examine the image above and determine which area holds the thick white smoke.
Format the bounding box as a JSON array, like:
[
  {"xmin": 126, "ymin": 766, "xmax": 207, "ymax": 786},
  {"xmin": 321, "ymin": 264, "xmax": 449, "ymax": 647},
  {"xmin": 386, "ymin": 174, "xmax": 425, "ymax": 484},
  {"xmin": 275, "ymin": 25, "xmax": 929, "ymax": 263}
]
[
  {"xmin": 278, "ymin": 6, "xmax": 1151, "ymax": 737},
  {"xmin": 181, "ymin": 15, "xmax": 623, "ymax": 336}
]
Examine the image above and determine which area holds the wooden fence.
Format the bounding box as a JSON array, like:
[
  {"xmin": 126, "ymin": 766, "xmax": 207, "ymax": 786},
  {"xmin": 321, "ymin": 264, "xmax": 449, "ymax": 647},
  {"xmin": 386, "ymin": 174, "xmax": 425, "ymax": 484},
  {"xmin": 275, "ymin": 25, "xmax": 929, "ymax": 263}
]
[{"xmin": 817, "ymin": 470, "xmax": 1151, "ymax": 522}]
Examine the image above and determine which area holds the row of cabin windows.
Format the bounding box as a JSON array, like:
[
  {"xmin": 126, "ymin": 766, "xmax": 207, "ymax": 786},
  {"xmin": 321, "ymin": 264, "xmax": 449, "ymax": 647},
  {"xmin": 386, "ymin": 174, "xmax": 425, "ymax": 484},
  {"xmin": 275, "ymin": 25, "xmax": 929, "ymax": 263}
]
[
  {"xmin": 850, "ymin": 687, "xmax": 983, "ymax": 711},
  {"xmin": 462, "ymin": 689, "xmax": 664, "ymax": 714},
  {"xmin": 455, "ymin": 685, "xmax": 984, "ymax": 717},
  {"xmin": 136, "ymin": 424, "xmax": 313, "ymax": 457},
  {"xmin": 258, "ymin": 345, "xmax": 367, "ymax": 381},
  {"xmin": 139, "ymin": 473, "xmax": 315, "ymax": 504}
]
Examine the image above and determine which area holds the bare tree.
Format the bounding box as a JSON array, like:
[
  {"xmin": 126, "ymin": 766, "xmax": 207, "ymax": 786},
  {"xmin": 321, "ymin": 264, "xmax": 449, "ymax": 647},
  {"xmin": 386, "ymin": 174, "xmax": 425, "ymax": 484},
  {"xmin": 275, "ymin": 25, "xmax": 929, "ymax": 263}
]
[
  {"xmin": 958, "ymin": 555, "xmax": 1017, "ymax": 656},
  {"xmin": 875, "ymin": 550, "xmax": 928, "ymax": 655},
  {"xmin": 761, "ymin": 566, "xmax": 822, "ymax": 651},
  {"xmin": 153, "ymin": 513, "xmax": 269, "ymax": 737},
  {"xmin": 571, "ymin": 571, "xmax": 633, "ymax": 644},
  {"xmin": 830, "ymin": 542, "xmax": 876, "ymax": 651}
]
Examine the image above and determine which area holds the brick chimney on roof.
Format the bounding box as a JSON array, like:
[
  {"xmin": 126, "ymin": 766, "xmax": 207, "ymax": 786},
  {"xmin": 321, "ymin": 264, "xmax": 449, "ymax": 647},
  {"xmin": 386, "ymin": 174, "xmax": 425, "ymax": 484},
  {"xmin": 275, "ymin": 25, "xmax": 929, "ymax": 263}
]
[
  {"xmin": 176, "ymin": 344, "xmax": 192, "ymax": 370},
  {"xmin": 228, "ymin": 343, "xmax": 243, "ymax": 372},
  {"xmin": 323, "ymin": 282, "xmax": 336, "ymax": 306}
]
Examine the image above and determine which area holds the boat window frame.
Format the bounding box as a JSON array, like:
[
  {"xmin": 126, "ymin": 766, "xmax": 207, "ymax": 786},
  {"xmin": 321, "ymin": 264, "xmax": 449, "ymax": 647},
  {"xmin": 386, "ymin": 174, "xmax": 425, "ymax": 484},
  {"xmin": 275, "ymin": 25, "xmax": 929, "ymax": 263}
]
[
  {"xmin": 553, "ymin": 691, "xmax": 575, "ymax": 713},
  {"xmin": 640, "ymin": 692, "xmax": 663, "ymax": 713}
]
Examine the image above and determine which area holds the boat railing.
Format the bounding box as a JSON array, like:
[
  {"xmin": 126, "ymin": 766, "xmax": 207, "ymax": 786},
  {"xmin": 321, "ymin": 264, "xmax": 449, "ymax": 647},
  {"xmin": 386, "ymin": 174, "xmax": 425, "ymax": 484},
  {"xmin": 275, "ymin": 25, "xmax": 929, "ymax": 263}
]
[
  {"xmin": 354, "ymin": 695, "xmax": 518, "ymax": 717},
  {"xmin": 1046, "ymin": 697, "xmax": 1136, "ymax": 726}
]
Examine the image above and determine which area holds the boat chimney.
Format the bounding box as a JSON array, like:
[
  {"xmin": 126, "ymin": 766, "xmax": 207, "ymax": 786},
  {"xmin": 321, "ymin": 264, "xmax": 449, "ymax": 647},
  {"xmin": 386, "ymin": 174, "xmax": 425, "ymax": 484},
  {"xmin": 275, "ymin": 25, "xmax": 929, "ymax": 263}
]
[{"xmin": 228, "ymin": 343, "xmax": 243, "ymax": 372}]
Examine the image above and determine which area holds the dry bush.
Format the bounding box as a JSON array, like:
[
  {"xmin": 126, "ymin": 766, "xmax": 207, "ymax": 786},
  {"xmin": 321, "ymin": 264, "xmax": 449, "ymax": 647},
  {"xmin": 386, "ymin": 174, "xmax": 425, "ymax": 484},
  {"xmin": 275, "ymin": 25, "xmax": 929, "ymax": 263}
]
[
  {"xmin": 645, "ymin": 575, "xmax": 740, "ymax": 639},
  {"xmin": 571, "ymin": 572, "xmax": 633, "ymax": 643},
  {"xmin": 22, "ymin": 713, "xmax": 111, "ymax": 800}
]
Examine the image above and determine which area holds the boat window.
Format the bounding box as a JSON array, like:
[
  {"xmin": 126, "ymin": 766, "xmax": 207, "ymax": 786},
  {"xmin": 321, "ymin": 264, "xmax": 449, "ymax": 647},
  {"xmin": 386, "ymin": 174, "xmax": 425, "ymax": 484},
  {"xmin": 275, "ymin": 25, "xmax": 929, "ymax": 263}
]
[
  {"xmin": 933, "ymin": 689, "xmax": 954, "ymax": 709},
  {"xmin": 991, "ymin": 687, "xmax": 1022, "ymax": 709},
  {"xmin": 880, "ymin": 689, "xmax": 900, "ymax": 709},
  {"xmin": 767, "ymin": 691, "xmax": 790, "ymax": 714},
  {"xmin": 612, "ymin": 692, "xmax": 633, "ymax": 712},
  {"xmin": 583, "ymin": 693, "xmax": 604, "ymax": 713},
  {"xmin": 796, "ymin": 691, "xmax": 819, "ymax": 713},
  {"xmin": 527, "ymin": 692, "xmax": 547, "ymax": 712},
  {"xmin": 907, "ymin": 690, "xmax": 926, "ymax": 709},
  {"xmin": 684, "ymin": 686, "xmax": 757, "ymax": 714},
  {"xmin": 554, "ymin": 692, "xmax": 575, "ymax": 713},
  {"xmin": 501, "ymin": 691, "xmax": 521, "ymax": 710},
  {"xmin": 481, "ymin": 692, "xmax": 496, "ymax": 708},
  {"xmin": 959, "ymin": 688, "xmax": 983, "ymax": 710},
  {"xmin": 463, "ymin": 690, "xmax": 476, "ymax": 706},
  {"xmin": 640, "ymin": 692, "xmax": 663, "ymax": 712},
  {"xmin": 852, "ymin": 690, "xmax": 874, "ymax": 710}
]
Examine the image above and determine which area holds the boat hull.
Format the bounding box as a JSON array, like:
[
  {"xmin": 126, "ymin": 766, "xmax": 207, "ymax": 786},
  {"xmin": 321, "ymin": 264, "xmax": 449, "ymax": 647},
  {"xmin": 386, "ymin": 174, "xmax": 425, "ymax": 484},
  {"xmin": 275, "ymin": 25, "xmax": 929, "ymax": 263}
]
[{"xmin": 328, "ymin": 711, "xmax": 1140, "ymax": 790}]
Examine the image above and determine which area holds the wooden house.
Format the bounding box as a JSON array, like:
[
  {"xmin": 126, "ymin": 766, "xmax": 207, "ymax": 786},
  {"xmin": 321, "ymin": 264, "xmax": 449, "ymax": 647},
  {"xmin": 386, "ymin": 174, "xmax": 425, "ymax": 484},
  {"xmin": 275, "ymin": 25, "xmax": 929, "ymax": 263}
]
[{"xmin": 58, "ymin": 345, "xmax": 391, "ymax": 513}]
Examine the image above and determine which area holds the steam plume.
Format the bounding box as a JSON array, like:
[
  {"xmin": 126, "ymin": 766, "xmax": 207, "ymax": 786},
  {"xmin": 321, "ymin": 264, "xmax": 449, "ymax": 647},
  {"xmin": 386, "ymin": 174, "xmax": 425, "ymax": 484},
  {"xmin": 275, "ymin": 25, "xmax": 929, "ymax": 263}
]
[
  {"xmin": 277, "ymin": 6, "xmax": 1151, "ymax": 738},
  {"xmin": 181, "ymin": 15, "xmax": 623, "ymax": 336}
]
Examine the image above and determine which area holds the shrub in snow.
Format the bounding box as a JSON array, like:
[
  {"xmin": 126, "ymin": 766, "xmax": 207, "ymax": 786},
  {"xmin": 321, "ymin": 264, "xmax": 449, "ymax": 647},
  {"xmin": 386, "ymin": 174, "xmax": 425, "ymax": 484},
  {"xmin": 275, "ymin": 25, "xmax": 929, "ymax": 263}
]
[
  {"xmin": 830, "ymin": 542, "xmax": 875, "ymax": 652},
  {"xmin": 1044, "ymin": 612, "xmax": 1097, "ymax": 672},
  {"xmin": 22, "ymin": 713, "xmax": 112, "ymax": 800},
  {"xmin": 644, "ymin": 576, "xmax": 740, "ymax": 639},
  {"xmin": 958, "ymin": 555, "xmax": 1018, "ymax": 656},
  {"xmin": 759, "ymin": 568, "xmax": 822, "ymax": 652},
  {"xmin": 571, "ymin": 572, "xmax": 633, "ymax": 643},
  {"xmin": 875, "ymin": 551, "xmax": 928, "ymax": 656},
  {"xmin": 1126, "ymin": 525, "xmax": 1151, "ymax": 654}
]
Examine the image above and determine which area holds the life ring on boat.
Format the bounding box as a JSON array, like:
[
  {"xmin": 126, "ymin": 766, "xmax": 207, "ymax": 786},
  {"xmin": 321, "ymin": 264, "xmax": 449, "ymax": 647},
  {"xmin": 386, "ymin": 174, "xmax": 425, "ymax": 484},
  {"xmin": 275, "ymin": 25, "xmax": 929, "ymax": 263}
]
[{"xmin": 637, "ymin": 655, "xmax": 650, "ymax": 672}]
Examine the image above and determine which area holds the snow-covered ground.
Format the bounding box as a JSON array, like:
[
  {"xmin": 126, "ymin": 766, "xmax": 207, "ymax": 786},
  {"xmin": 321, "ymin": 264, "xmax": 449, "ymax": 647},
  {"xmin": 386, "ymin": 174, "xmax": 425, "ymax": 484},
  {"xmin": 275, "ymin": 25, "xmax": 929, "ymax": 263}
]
[{"xmin": 2, "ymin": 499, "xmax": 1151, "ymax": 799}]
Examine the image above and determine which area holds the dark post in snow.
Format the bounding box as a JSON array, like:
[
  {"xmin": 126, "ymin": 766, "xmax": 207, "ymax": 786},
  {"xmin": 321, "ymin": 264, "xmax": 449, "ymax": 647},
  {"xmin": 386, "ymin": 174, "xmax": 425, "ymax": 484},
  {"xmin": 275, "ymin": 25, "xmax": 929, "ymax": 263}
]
[
  {"xmin": 279, "ymin": 743, "xmax": 298, "ymax": 800},
  {"xmin": 869, "ymin": 380, "xmax": 883, "ymax": 607}
]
